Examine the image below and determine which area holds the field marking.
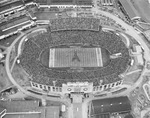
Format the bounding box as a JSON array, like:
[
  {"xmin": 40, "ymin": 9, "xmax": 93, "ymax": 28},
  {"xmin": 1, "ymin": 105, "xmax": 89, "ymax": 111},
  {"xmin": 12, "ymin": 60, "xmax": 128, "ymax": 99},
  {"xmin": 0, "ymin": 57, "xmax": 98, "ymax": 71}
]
[
  {"xmin": 49, "ymin": 49, "xmax": 51, "ymax": 67},
  {"xmin": 96, "ymin": 48, "xmax": 103, "ymax": 67},
  {"xmin": 96, "ymin": 48, "xmax": 99, "ymax": 66},
  {"xmin": 49, "ymin": 49, "xmax": 55, "ymax": 67},
  {"xmin": 99, "ymin": 48, "xmax": 103, "ymax": 67},
  {"xmin": 53, "ymin": 49, "xmax": 55, "ymax": 67}
]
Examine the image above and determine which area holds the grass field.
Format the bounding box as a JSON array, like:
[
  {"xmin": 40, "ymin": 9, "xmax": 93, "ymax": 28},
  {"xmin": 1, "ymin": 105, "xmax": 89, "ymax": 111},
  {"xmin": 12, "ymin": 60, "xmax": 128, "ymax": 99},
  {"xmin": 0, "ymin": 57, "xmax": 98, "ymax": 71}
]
[
  {"xmin": 54, "ymin": 47, "xmax": 100, "ymax": 68},
  {"xmin": 0, "ymin": 64, "xmax": 13, "ymax": 92},
  {"xmin": 12, "ymin": 65, "xmax": 31, "ymax": 86},
  {"xmin": 40, "ymin": 47, "xmax": 110, "ymax": 68}
]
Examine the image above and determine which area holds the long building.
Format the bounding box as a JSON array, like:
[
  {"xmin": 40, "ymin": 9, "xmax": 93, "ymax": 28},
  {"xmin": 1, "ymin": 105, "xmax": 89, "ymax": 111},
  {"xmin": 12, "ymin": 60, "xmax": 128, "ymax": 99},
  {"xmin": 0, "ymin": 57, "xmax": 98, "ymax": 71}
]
[
  {"xmin": 0, "ymin": 0, "xmax": 24, "ymax": 14},
  {"xmin": 0, "ymin": 100, "xmax": 60, "ymax": 118},
  {"xmin": 90, "ymin": 96, "xmax": 132, "ymax": 118},
  {"xmin": 0, "ymin": 15, "xmax": 31, "ymax": 36},
  {"xmin": 118, "ymin": 0, "xmax": 140, "ymax": 20}
]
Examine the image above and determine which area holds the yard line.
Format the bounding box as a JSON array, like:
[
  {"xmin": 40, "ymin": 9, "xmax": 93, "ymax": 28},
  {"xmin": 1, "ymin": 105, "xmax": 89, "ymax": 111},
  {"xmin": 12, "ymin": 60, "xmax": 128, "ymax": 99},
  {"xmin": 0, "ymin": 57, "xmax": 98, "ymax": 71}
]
[
  {"xmin": 96, "ymin": 48, "xmax": 103, "ymax": 67},
  {"xmin": 99, "ymin": 48, "xmax": 103, "ymax": 67},
  {"xmin": 53, "ymin": 49, "xmax": 55, "ymax": 67},
  {"xmin": 49, "ymin": 49, "xmax": 55, "ymax": 67},
  {"xmin": 49, "ymin": 49, "xmax": 52, "ymax": 67},
  {"xmin": 96, "ymin": 48, "xmax": 100, "ymax": 67}
]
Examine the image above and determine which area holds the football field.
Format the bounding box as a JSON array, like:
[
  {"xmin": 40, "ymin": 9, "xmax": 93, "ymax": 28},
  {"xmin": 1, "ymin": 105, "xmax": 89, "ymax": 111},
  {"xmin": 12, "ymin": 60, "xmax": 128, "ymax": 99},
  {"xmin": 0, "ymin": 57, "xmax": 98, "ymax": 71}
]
[{"xmin": 49, "ymin": 47, "xmax": 103, "ymax": 68}]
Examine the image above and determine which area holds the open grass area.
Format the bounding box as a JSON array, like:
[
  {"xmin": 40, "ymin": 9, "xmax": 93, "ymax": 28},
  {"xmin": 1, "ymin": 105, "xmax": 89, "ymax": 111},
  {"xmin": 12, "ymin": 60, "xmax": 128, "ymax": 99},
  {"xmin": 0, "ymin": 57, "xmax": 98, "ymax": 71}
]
[
  {"xmin": 40, "ymin": 47, "xmax": 110, "ymax": 68},
  {"xmin": 0, "ymin": 64, "xmax": 13, "ymax": 92},
  {"xmin": 0, "ymin": 34, "xmax": 20, "ymax": 47},
  {"xmin": 12, "ymin": 65, "xmax": 30, "ymax": 87},
  {"xmin": 123, "ymin": 71, "xmax": 141, "ymax": 85}
]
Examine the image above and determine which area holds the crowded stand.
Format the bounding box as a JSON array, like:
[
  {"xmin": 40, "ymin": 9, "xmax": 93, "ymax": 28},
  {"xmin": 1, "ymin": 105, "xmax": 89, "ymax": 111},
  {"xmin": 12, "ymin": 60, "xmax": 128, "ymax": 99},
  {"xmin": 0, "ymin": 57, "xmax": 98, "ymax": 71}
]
[
  {"xmin": 35, "ymin": 0, "xmax": 92, "ymax": 6},
  {"xmin": 0, "ymin": 0, "xmax": 130, "ymax": 87},
  {"xmin": 76, "ymin": 0, "xmax": 93, "ymax": 6},
  {"xmin": 19, "ymin": 22, "xmax": 130, "ymax": 87},
  {"xmin": 98, "ymin": 0, "xmax": 114, "ymax": 6},
  {"xmin": 23, "ymin": 0, "xmax": 35, "ymax": 4},
  {"xmin": 76, "ymin": 11, "xmax": 125, "ymax": 30},
  {"xmin": 49, "ymin": 17, "xmax": 100, "ymax": 31},
  {"xmin": 50, "ymin": 0, "xmax": 74, "ymax": 5}
]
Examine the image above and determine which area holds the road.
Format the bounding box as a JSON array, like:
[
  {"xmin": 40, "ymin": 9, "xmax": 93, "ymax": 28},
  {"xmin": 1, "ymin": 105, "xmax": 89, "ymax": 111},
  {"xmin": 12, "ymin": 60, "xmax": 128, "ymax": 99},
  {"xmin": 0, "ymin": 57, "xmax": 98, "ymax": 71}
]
[
  {"xmin": 92, "ymin": 7, "xmax": 150, "ymax": 59},
  {"xmin": 82, "ymin": 7, "xmax": 150, "ymax": 118},
  {"xmin": 73, "ymin": 103, "xmax": 82, "ymax": 118}
]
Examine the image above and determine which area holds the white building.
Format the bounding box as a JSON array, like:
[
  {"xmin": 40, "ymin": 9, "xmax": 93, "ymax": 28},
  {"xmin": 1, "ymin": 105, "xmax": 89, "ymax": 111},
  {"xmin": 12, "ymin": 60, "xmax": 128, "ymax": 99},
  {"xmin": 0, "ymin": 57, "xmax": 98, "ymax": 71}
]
[{"xmin": 132, "ymin": 45, "xmax": 144, "ymax": 65}]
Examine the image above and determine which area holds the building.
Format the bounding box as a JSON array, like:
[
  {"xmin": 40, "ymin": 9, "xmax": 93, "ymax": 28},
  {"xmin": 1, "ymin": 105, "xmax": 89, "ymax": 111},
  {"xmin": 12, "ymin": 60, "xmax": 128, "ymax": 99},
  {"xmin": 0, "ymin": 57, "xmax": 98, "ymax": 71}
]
[
  {"xmin": 118, "ymin": 0, "xmax": 140, "ymax": 20},
  {"xmin": 0, "ymin": 100, "xmax": 60, "ymax": 118},
  {"xmin": 132, "ymin": 45, "xmax": 144, "ymax": 65},
  {"xmin": 144, "ymin": 30, "xmax": 150, "ymax": 41},
  {"xmin": 99, "ymin": 0, "xmax": 113, "ymax": 6},
  {"xmin": 89, "ymin": 96, "xmax": 132, "ymax": 118}
]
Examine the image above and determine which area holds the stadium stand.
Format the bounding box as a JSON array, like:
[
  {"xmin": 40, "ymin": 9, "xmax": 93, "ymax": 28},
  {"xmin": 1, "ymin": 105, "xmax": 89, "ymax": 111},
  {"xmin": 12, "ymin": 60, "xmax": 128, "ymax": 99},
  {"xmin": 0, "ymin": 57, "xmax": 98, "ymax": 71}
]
[
  {"xmin": 35, "ymin": 0, "xmax": 47, "ymax": 5},
  {"xmin": 75, "ymin": 0, "xmax": 93, "ymax": 6},
  {"xmin": 23, "ymin": 0, "xmax": 35, "ymax": 4},
  {"xmin": 35, "ymin": 0, "xmax": 93, "ymax": 6},
  {"xmin": 19, "ymin": 20, "xmax": 130, "ymax": 87},
  {"xmin": 51, "ymin": 0, "xmax": 74, "ymax": 5},
  {"xmin": 90, "ymin": 96, "xmax": 131, "ymax": 118},
  {"xmin": 30, "ymin": 81, "xmax": 62, "ymax": 93},
  {"xmin": 30, "ymin": 80, "xmax": 123, "ymax": 93},
  {"xmin": 99, "ymin": 0, "xmax": 113, "ymax": 6},
  {"xmin": 76, "ymin": 12, "xmax": 124, "ymax": 30},
  {"xmin": 93, "ymin": 80, "xmax": 123, "ymax": 92},
  {"xmin": 49, "ymin": 17, "xmax": 100, "ymax": 31}
]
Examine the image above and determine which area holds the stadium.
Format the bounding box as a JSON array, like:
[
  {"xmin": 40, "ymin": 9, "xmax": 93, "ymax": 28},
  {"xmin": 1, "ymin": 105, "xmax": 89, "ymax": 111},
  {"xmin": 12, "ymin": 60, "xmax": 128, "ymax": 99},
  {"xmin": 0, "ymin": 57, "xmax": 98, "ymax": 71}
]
[
  {"xmin": 0, "ymin": 0, "xmax": 149, "ymax": 118},
  {"xmin": 18, "ymin": 17, "xmax": 130, "ymax": 88}
]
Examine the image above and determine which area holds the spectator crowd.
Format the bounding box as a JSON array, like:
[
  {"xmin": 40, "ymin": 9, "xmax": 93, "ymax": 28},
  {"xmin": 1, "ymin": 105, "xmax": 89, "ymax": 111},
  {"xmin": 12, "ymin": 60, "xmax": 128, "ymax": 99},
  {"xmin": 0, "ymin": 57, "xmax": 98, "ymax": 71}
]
[
  {"xmin": 49, "ymin": 17, "xmax": 100, "ymax": 31},
  {"xmin": 19, "ymin": 17, "xmax": 130, "ymax": 87}
]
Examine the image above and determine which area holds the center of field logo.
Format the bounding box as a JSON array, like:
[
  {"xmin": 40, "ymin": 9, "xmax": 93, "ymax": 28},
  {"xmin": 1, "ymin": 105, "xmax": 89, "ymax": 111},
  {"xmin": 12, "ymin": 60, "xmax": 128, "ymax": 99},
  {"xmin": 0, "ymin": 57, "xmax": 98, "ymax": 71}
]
[{"xmin": 72, "ymin": 50, "xmax": 80, "ymax": 62}]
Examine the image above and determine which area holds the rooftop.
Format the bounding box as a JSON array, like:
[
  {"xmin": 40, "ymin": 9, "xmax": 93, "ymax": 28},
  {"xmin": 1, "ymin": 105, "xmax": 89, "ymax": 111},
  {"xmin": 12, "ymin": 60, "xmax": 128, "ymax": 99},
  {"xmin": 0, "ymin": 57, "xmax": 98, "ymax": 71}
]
[{"xmin": 119, "ymin": 0, "xmax": 140, "ymax": 19}]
